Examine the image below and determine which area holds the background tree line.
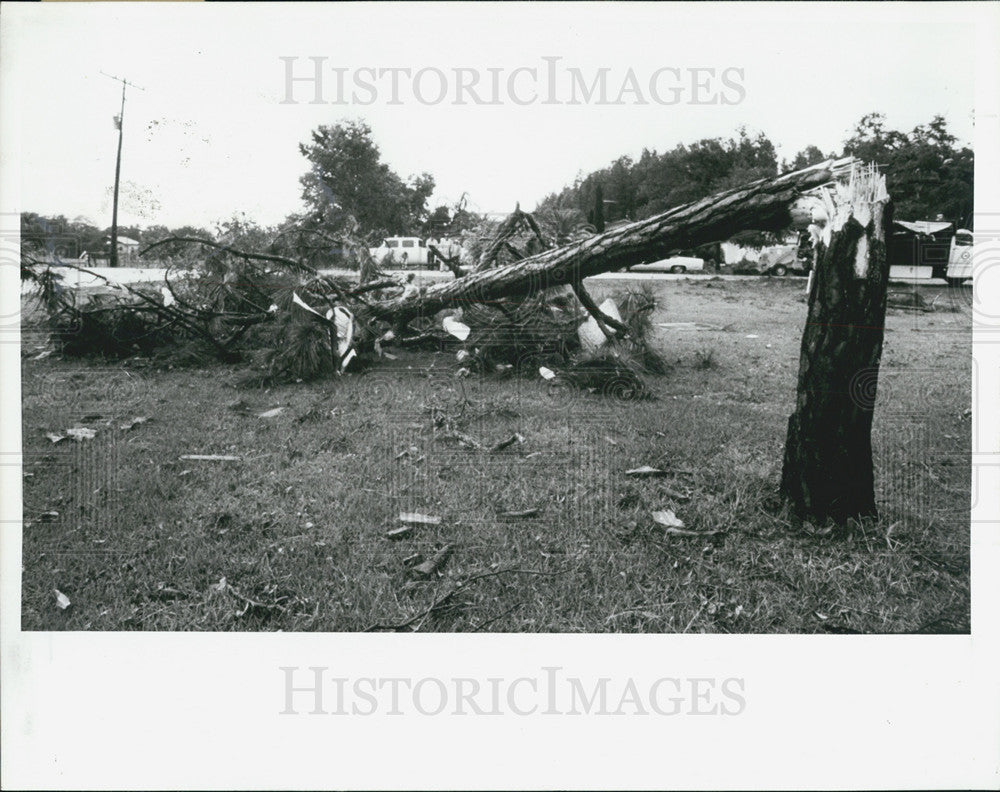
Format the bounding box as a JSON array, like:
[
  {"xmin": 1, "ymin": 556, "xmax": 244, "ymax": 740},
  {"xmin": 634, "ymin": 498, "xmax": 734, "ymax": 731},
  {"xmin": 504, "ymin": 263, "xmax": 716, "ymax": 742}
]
[
  {"xmin": 22, "ymin": 112, "xmax": 972, "ymax": 266},
  {"xmin": 534, "ymin": 113, "xmax": 974, "ymax": 232}
]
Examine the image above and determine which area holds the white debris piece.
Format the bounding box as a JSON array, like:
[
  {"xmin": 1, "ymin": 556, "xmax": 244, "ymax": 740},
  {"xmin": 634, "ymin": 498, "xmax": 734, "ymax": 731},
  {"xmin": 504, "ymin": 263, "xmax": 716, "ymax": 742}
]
[
  {"xmin": 292, "ymin": 291, "xmax": 323, "ymax": 317},
  {"xmin": 578, "ymin": 298, "xmax": 623, "ymax": 352},
  {"xmin": 334, "ymin": 306, "xmax": 354, "ymax": 356},
  {"xmin": 443, "ymin": 315, "xmax": 471, "ymax": 341},
  {"xmin": 652, "ymin": 510, "xmax": 685, "ymax": 528},
  {"xmin": 399, "ymin": 512, "xmax": 442, "ymax": 526}
]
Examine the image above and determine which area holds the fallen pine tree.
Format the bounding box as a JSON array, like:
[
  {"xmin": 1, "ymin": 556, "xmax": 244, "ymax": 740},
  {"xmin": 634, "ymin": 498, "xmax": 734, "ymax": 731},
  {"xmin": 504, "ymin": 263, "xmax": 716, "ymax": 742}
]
[
  {"xmin": 24, "ymin": 156, "xmax": 893, "ymax": 524},
  {"xmin": 363, "ymin": 156, "xmax": 859, "ymax": 329}
]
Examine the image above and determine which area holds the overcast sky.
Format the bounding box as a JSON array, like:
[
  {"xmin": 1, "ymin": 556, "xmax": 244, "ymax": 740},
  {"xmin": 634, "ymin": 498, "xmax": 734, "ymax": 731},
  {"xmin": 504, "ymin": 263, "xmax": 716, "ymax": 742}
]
[{"xmin": 1, "ymin": 2, "xmax": 979, "ymax": 230}]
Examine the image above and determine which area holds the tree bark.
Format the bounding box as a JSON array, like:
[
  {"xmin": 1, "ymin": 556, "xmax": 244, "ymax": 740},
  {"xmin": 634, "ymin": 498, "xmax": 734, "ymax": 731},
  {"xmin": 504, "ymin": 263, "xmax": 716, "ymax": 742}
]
[
  {"xmin": 366, "ymin": 157, "xmax": 857, "ymax": 327},
  {"xmin": 780, "ymin": 164, "xmax": 892, "ymax": 523}
]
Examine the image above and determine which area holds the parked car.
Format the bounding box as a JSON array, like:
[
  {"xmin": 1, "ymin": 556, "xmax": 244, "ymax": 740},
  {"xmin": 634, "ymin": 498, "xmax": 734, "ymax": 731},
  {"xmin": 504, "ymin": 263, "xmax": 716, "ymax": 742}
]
[{"xmin": 628, "ymin": 255, "xmax": 705, "ymax": 274}]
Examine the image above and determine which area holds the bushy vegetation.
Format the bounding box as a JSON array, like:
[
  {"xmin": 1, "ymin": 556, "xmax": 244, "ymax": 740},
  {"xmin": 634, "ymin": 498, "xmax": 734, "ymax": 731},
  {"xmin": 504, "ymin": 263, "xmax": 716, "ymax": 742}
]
[{"xmin": 536, "ymin": 114, "xmax": 973, "ymax": 228}]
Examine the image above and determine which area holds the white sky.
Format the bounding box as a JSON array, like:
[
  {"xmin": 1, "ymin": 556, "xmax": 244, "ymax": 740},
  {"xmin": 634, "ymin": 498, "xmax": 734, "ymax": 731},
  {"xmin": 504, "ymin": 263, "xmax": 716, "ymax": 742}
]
[{"xmin": 1, "ymin": 2, "xmax": 978, "ymax": 230}]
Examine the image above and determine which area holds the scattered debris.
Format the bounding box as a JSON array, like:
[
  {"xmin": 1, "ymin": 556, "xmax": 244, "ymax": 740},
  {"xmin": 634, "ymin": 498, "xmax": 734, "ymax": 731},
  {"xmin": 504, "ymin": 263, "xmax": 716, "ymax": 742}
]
[
  {"xmin": 745, "ymin": 334, "xmax": 760, "ymax": 339},
  {"xmin": 179, "ymin": 454, "xmax": 241, "ymax": 462},
  {"xmin": 402, "ymin": 552, "xmax": 424, "ymax": 568},
  {"xmin": 653, "ymin": 509, "xmax": 685, "ymax": 528},
  {"xmin": 653, "ymin": 509, "xmax": 721, "ymax": 537},
  {"xmin": 662, "ymin": 526, "xmax": 722, "ymax": 537},
  {"xmin": 45, "ymin": 433, "xmax": 65, "ymax": 444},
  {"xmin": 490, "ymin": 433, "xmax": 525, "ymax": 453},
  {"xmin": 257, "ymin": 407, "xmax": 284, "ymax": 419},
  {"xmin": 626, "ymin": 465, "xmax": 668, "ymax": 478},
  {"xmin": 539, "ymin": 366, "xmax": 556, "ymax": 380},
  {"xmin": 399, "ymin": 512, "xmax": 442, "ymax": 526},
  {"xmin": 385, "ymin": 526, "xmax": 414, "ymax": 541},
  {"xmin": 54, "ymin": 589, "xmax": 71, "ymax": 610},
  {"xmin": 499, "ymin": 507, "xmax": 542, "ymax": 519},
  {"xmin": 39, "ymin": 510, "xmax": 60, "ymax": 522},
  {"xmin": 215, "ymin": 577, "xmax": 227, "ymax": 592},
  {"xmin": 411, "ymin": 544, "xmax": 455, "ymax": 578},
  {"xmin": 119, "ymin": 416, "xmax": 149, "ymax": 431},
  {"xmin": 660, "ymin": 486, "xmax": 692, "ymax": 502},
  {"xmin": 65, "ymin": 427, "xmax": 97, "ymax": 441},
  {"xmin": 578, "ymin": 298, "xmax": 624, "ymax": 352},
  {"xmin": 442, "ymin": 315, "xmax": 471, "ymax": 341}
]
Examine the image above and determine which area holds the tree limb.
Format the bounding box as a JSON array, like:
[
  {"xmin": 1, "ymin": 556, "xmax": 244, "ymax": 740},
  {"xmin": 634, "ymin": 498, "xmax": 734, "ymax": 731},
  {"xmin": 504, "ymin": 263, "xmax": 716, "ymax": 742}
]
[{"xmin": 366, "ymin": 157, "xmax": 858, "ymax": 328}]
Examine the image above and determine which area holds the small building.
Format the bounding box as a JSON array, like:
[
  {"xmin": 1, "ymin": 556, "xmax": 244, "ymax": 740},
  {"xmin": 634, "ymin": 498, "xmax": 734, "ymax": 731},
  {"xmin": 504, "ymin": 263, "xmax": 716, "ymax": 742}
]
[{"xmin": 105, "ymin": 235, "xmax": 140, "ymax": 265}]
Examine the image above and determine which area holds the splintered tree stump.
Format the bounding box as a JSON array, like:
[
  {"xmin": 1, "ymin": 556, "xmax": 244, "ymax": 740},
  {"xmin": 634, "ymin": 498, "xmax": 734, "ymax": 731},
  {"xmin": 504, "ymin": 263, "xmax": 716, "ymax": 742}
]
[{"xmin": 780, "ymin": 165, "xmax": 892, "ymax": 523}]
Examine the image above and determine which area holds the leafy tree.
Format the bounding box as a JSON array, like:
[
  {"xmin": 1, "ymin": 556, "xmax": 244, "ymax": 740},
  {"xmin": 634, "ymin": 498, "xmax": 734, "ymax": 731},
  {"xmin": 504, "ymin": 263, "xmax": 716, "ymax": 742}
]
[
  {"xmin": 783, "ymin": 145, "xmax": 831, "ymax": 173},
  {"xmin": 423, "ymin": 205, "xmax": 452, "ymax": 236},
  {"xmin": 21, "ymin": 213, "xmax": 104, "ymax": 259},
  {"xmin": 537, "ymin": 128, "xmax": 781, "ymax": 223},
  {"xmin": 844, "ymin": 113, "xmax": 973, "ymax": 224},
  {"xmin": 299, "ymin": 120, "xmax": 435, "ymax": 239},
  {"xmin": 140, "ymin": 224, "xmax": 215, "ymax": 259}
]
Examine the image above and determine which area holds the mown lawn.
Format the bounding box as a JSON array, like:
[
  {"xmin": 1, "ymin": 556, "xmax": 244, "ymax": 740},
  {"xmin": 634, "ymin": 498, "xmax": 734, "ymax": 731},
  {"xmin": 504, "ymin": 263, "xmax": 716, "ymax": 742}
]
[{"xmin": 20, "ymin": 277, "xmax": 972, "ymax": 632}]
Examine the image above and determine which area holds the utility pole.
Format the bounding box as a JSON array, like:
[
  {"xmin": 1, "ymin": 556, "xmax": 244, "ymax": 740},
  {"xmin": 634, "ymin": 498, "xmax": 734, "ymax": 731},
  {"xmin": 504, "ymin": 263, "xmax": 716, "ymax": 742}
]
[{"xmin": 100, "ymin": 72, "xmax": 144, "ymax": 267}]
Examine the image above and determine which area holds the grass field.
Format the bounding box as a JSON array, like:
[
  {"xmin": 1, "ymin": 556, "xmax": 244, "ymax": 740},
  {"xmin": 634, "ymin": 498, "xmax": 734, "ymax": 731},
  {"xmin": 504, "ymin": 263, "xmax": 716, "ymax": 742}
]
[{"xmin": 19, "ymin": 277, "xmax": 973, "ymax": 632}]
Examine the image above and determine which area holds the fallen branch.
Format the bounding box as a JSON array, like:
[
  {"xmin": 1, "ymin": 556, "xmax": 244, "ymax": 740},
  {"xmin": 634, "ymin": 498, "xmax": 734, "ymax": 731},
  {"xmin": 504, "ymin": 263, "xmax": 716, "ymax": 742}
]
[
  {"xmin": 140, "ymin": 236, "xmax": 318, "ymax": 276},
  {"xmin": 366, "ymin": 157, "xmax": 858, "ymax": 328},
  {"xmin": 571, "ymin": 279, "xmax": 630, "ymax": 339}
]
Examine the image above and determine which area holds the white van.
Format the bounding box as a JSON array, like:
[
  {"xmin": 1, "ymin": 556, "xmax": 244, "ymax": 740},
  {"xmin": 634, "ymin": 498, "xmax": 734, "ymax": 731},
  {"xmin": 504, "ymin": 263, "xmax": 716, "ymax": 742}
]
[{"xmin": 369, "ymin": 237, "xmax": 430, "ymax": 267}]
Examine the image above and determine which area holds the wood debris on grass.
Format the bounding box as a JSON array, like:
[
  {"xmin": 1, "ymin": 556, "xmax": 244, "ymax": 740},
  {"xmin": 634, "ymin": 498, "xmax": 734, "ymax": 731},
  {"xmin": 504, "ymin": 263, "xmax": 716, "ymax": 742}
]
[
  {"xmin": 399, "ymin": 512, "xmax": 442, "ymax": 526},
  {"xmin": 625, "ymin": 465, "xmax": 668, "ymax": 478},
  {"xmin": 179, "ymin": 454, "xmax": 241, "ymax": 462},
  {"xmin": 411, "ymin": 544, "xmax": 454, "ymax": 579},
  {"xmin": 499, "ymin": 507, "xmax": 542, "ymax": 519}
]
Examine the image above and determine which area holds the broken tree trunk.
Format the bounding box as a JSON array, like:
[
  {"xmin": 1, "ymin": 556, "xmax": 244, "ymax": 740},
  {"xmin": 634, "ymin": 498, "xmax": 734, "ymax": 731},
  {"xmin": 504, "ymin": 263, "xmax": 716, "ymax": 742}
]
[
  {"xmin": 780, "ymin": 163, "xmax": 892, "ymax": 523},
  {"xmin": 366, "ymin": 157, "xmax": 857, "ymax": 328}
]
